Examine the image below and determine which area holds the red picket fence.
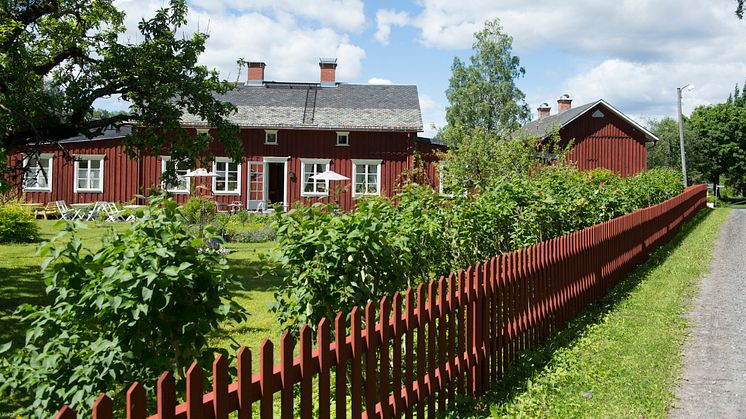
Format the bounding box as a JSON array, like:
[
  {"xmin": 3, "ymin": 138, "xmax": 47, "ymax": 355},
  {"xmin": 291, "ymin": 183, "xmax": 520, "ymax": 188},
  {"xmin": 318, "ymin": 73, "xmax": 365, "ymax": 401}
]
[{"xmin": 55, "ymin": 185, "xmax": 707, "ymax": 419}]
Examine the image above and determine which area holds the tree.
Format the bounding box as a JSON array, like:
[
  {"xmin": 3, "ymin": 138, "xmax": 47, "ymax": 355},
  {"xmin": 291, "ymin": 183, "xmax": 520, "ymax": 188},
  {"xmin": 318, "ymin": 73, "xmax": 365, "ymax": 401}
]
[
  {"xmin": 646, "ymin": 117, "xmax": 707, "ymax": 184},
  {"xmin": 738, "ymin": 0, "xmax": 744, "ymax": 18},
  {"xmin": 689, "ymin": 102, "xmax": 746, "ymax": 190},
  {"xmin": 0, "ymin": 0, "xmax": 241, "ymax": 191},
  {"xmin": 445, "ymin": 18, "xmax": 531, "ymax": 136}
]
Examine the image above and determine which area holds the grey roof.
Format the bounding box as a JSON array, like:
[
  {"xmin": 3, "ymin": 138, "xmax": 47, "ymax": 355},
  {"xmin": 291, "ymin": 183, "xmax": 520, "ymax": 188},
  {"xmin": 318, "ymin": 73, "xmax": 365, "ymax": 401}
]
[
  {"xmin": 517, "ymin": 99, "xmax": 658, "ymax": 143},
  {"xmin": 416, "ymin": 136, "xmax": 447, "ymax": 147},
  {"xmin": 58, "ymin": 125, "xmax": 133, "ymax": 144},
  {"xmin": 181, "ymin": 83, "xmax": 423, "ymax": 132}
]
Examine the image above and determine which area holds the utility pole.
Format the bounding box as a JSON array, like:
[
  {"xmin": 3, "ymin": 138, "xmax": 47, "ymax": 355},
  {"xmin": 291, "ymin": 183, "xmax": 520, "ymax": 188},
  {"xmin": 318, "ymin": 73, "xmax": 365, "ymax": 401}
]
[{"xmin": 677, "ymin": 84, "xmax": 694, "ymax": 188}]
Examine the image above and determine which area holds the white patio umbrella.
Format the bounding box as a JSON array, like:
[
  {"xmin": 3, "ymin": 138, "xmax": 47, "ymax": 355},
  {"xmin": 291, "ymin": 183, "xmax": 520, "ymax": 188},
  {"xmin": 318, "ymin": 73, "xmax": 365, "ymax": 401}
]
[{"xmin": 311, "ymin": 170, "xmax": 350, "ymax": 206}]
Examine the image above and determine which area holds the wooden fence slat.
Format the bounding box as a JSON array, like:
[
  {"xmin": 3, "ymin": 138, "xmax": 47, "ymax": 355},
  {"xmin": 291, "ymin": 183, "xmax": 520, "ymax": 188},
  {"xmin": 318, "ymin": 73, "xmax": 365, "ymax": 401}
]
[
  {"xmin": 186, "ymin": 363, "xmax": 204, "ymax": 419},
  {"xmin": 335, "ymin": 313, "xmax": 347, "ymax": 419},
  {"xmin": 437, "ymin": 276, "xmax": 448, "ymax": 411},
  {"xmin": 300, "ymin": 325, "xmax": 313, "ymax": 419},
  {"xmin": 447, "ymin": 272, "xmax": 456, "ymax": 404},
  {"xmin": 416, "ymin": 283, "xmax": 427, "ymax": 417},
  {"xmin": 465, "ymin": 266, "xmax": 474, "ymax": 397},
  {"xmin": 427, "ymin": 280, "xmax": 437, "ymax": 417},
  {"xmin": 237, "ymin": 347, "xmax": 252, "ymax": 419},
  {"xmin": 259, "ymin": 340, "xmax": 274, "ymax": 419},
  {"xmin": 456, "ymin": 269, "xmax": 466, "ymax": 396},
  {"xmin": 350, "ymin": 307, "xmax": 363, "ymax": 419},
  {"xmin": 92, "ymin": 394, "xmax": 112, "ymax": 419},
  {"xmin": 392, "ymin": 292, "xmax": 403, "ymax": 417},
  {"xmin": 127, "ymin": 382, "xmax": 147, "ymax": 419},
  {"xmin": 318, "ymin": 318, "xmax": 331, "ymax": 419},
  {"xmin": 212, "ymin": 355, "xmax": 229, "ymax": 419},
  {"xmin": 404, "ymin": 288, "xmax": 414, "ymax": 419},
  {"xmin": 55, "ymin": 406, "xmax": 76, "ymax": 419},
  {"xmin": 365, "ymin": 301, "xmax": 378, "ymax": 417},
  {"xmin": 156, "ymin": 372, "xmax": 175, "ymax": 419},
  {"xmin": 280, "ymin": 332, "xmax": 295, "ymax": 419},
  {"xmin": 379, "ymin": 296, "xmax": 392, "ymax": 419}
]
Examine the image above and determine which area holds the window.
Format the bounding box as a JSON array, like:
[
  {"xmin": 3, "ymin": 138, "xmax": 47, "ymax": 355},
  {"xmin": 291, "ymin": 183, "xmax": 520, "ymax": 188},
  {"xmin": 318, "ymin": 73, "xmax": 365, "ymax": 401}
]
[
  {"xmin": 301, "ymin": 159, "xmax": 330, "ymax": 196},
  {"xmin": 352, "ymin": 159, "xmax": 381, "ymax": 197},
  {"xmin": 336, "ymin": 131, "xmax": 349, "ymax": 146},
  {"xmin": 23, "ymin": 154, "xmax": 53, "ymax": 192},
  {"xmin": 265, "ymin": 130, "xmax": 278, "ymax": 145},
  {"xmin": 212, "ymin": 158, "xmax": 241, "ymax": 195},
  {"xmin": 74, "ymin": 155, "xmax": 104, "ymax": 193},
  {"xmin": 160, "ymin": 156, "xmax": 190, "ymax": 193}
]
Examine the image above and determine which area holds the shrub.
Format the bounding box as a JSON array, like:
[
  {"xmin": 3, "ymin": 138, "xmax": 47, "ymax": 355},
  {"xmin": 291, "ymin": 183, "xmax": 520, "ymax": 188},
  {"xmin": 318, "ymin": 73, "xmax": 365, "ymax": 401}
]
[
  {"xmin": 224, "ymin": 213, "xmax": 276, "ymax": 243},
  {"xmin": 269, "ymin": 166, "xmax": 684, "ymax": 332},
  {"xmin": 0, "ymin": 196, "xmax": 247, "ymax": 417},
  {"xmin": 180, "ymin": 196, "xmax": 217, "ymax": 224},
  {"xmin": 0, "ymin": 204, "xmax": 40, "ymax": 243}
]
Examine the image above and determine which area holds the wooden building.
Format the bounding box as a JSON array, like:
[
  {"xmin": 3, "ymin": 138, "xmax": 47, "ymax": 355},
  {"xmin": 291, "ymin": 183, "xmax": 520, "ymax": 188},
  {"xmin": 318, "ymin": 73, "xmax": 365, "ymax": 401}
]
[
  {"xmin": 13, "ymin": 59, "xmax": 442, "ymax": 211},
  {"xmin": 520, "ymin": 95, "xmax": 658, "ymax": 176}
]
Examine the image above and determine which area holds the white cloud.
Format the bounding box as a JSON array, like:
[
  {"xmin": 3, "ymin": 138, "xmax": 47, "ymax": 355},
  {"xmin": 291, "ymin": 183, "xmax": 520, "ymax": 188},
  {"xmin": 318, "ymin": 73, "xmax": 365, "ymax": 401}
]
[
  {"xmin": 418, "ymin": 94, "xmax": 445, "ymax": 138},
  {"xmin": 367, "ymin": 77, "xmax": 392, "ymax": 84},
  {"xmin": 374, "ymin": 9, "xmax": 410, "ymax": 45}
]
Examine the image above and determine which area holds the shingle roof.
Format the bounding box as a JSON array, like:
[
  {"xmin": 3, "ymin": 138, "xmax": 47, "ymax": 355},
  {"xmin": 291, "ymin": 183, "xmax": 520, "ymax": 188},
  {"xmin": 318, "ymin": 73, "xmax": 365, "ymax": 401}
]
[
  {"xmin": 517, "ymin": 99, "xmax": 658, "ymax": 142},
  {"xmin": 58, "ymin": 125, "xmax": 133, "ymax": 144},
  {"xmin": 181, "ymin": 83, "xmax": 423, "ymax": 132}
]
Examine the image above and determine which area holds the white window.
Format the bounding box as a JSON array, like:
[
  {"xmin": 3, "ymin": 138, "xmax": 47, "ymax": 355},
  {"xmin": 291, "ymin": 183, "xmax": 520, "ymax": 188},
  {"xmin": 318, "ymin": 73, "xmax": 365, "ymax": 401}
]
[
  {"xmin": 336, "ymin": 131, "xmax": 349, "ymax": 146},
  {"xmin": 74, "ymin": 155, "xmax": 104, "ymax": 193},
  {"xmin": 160, "ymin": 156, "xmax": 190, "ymax": 193},
  {"xmin": 301, "ymin": 159, "xmax": 330, "ymax": 196},
  {"xmin": 23, "ymin": 154, "xmax": 53, "ymax": 192},
  {"xmin": 212, "ymin": 157, "xmax": 241, "ymax": 195},
  {"xmin": 352, "ymin": 159, "xmax": 382, "ymax": 197},
  {"xmin": 265, "ymin": 130, "xmax": 278, "ymax": 145}
]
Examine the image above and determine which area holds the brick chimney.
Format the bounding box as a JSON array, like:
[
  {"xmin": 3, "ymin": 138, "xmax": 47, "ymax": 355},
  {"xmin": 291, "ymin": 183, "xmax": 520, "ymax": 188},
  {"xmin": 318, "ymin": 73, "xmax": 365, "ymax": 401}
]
[
  {"xmin": 246, "ymin": 62, "xmax": 266, "ymax": 85},
  {"xmin": 537, "ymin": 102, "xmax": 551, "ymax": 120},
  {"xmin": 557, "ymin": 94, "xmax": 572, "ymax": 113},
  {"xmin": 319, "ymin": 58, "xmax": 338, "ymax": 87}
]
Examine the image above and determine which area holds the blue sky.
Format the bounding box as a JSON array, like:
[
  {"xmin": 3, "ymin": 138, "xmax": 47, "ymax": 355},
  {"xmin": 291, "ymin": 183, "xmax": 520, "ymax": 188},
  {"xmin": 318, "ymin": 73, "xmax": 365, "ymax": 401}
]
[{"xmin": 106, "ymin": 0, "xmax": 746, "ymax": 137}]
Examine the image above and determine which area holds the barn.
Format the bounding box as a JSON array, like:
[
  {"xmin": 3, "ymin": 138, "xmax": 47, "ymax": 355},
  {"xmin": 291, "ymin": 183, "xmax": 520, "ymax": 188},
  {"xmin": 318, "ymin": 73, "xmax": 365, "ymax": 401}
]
[
  {"xmin": 520, "ymin": 95, "xmax": 658, "ymax": 176},
  {"xmin": 13, "ymin": 59, "xmax": 442, "ymax": 212}
]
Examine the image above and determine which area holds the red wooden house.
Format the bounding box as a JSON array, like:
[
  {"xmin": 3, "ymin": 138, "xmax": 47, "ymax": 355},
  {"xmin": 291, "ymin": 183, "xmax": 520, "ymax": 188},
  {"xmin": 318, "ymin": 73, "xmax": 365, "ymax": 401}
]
[
  {"xmin": 15, "ymin": 59, "xmax": 442, "ymax": 211},
  {"xmin": 520, "ymin": 95, "xmax": 658, "ymax": 176}
]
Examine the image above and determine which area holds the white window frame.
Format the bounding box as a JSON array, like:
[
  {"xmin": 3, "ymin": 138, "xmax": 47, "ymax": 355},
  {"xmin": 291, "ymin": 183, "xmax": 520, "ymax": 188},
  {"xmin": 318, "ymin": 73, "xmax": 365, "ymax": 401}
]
[
  {"xmin": 212, "ymin": 157, "xmax": 242, "ymax": 195},
  {"xmin": 22, "ymin": 153, "xmax": 53, "ymax": 192},
  {"xmin": 352, "ymin": 159, "xmax": 382, "ymax": 197},
  {"xmin": 160, "ymin": 156, "xmax": 190, "ymax": 194},
  {"xmin": 73, "ymin": 155, "xmax": 105, "ymax": 193},
  {"xmin": 265, "ymin": 130, "xmax": 278, "ymax": 145},
  {"xmin": 336, "ymin": 131, "xmax": 350, "ymax": 146},
  {"xmin": 300, "ymin": 158, "xmax": 331, "ymax": 197}
]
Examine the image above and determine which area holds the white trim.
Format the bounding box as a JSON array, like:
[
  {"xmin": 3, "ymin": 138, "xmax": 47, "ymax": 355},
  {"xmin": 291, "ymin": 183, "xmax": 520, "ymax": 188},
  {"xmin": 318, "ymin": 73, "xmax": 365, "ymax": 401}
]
[
  {"xmin": 160, "ymin": 156, "xmax": 191, "ymax": 194},
  {"xmin": 262, "ymin": 156, "xmax": 289, "ymax": 208},
  {"xmin": 300, "ymin": 158, "xmax": 331, "ymax": 197},
  {"xmin": 73, "ymin": 155, "xmax": 105, "ymax": 193},
  {"xmin": 22, "ymin": 153, "xmax": 53, "ymax": 192},
  {"xmin": 264, "ymin": 129, "xmax": 278, "ymax": 145},
  {"xmin": 336, "ymin": 131, "xmax": 350, "ymax": 146},
  {"xmin": 351, "ymin": 159, "xmax": 382, "ymax": 197},
  {"xmin": 212, "ymin": 157, "xmax": 242, "ymax": 195},
  {"xmin": 196, "ymin": 128, "xmax": 210, "ymax": 135}
]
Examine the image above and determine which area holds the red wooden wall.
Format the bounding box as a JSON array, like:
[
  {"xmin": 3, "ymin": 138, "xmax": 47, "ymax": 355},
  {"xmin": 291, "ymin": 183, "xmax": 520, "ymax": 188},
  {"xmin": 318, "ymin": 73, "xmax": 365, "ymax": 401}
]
[
  {"xmin": 560, "ymin": 104, "xmax": 648, "ymax": 177},
  {"xmin": 10, "ymin": 129, "xmax": 442, "ymax": 212}
]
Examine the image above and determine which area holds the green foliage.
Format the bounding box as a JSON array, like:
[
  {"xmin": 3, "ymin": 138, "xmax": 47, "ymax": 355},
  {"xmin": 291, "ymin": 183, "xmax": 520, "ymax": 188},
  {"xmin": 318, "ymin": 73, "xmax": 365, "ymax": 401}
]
[
  {"xmin": 270, "ymin": 166, "xmax": 684, "ymax": 332},
  {"xmin": 0, "ymin": 204, "xmax": 39, "ymax": 243},
  {"xmin": 1, "ymin": 0, "xmax": 241, "ymax": 185},
  {"xmin": 690, "ymin": 101, "xmax": 746, "ymax": 190},
  {"xmin": 0, "ymin": 196, "xmax": 247, "ymax": 417},
  {"xmin": 180, "ymin": 196, "xmax": 217, "ymax": 224},
  {"xmin": 445, "ymin": 18, "xmax": 531, "ymax": 135},
  {"xmin": 647, "ymin": 117, "xmax": 707, "ymax": 185},
  {"xmin": 224, "ymin": 213, "xmax": 276, "ymax": 243}
]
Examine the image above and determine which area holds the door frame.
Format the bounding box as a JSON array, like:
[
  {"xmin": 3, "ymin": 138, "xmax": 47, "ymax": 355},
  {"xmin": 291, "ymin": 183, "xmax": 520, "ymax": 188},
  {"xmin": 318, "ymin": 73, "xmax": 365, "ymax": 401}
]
[{"xmin": 262, "ymin": 156, "xmax": 290, "ymax": 210}]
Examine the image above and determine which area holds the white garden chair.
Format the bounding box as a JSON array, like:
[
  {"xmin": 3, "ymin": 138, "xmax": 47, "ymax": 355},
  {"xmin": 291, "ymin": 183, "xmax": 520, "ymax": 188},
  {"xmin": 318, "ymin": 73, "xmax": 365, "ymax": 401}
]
[
  {"xmin": 103, "ymin": 202, "xmax": 125, "ymax": 222},
  {"xmin": 55, "ymin": 201, "xmax": 81, "ymax": 220}
]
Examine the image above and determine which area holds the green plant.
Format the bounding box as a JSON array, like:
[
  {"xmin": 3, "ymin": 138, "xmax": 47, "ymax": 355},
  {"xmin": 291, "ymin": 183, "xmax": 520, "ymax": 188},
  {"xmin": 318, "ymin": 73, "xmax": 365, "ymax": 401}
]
[
  {"xmin": 0, "ymin": 205, "xmax": 40, "ymax": 243},
  {"xmin": 180, "ymin": 196, "xmax": 217, "ymax": 224},
  {"xmin": 0, "ymin": 196, "xmax": 247, "ymax": 417},
  {"xmin": 224, "ymin": 213, "xmax": 276, "ymax": 243}
]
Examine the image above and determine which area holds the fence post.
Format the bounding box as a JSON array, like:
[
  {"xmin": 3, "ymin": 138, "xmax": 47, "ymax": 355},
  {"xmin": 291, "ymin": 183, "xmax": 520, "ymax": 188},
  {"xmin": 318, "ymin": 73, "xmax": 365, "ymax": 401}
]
[{"xmin": 127, "ymin": 382, "xmax": 147, "ymax": 419}]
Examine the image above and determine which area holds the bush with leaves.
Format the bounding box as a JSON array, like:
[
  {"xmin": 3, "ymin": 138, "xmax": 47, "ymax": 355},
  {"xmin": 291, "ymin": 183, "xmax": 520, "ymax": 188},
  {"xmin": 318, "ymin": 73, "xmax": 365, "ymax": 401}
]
[
  {"xmin": 180, "ymin": 196, "xmax": 217, "ymax": 224},
  {"xmin": 0, "ymin": 204, "xmax": 40, "ymax": 243},
  {"xmin": 269, "ymin": 166, "xmax": 684, "ymax": 332},
  {"xmin": 0, "ymin": 196, "xmax": 247, "ymax": 417},
  {"xmin": 224, "ymin": 212, "xmax": 276, "ymax": 243}
]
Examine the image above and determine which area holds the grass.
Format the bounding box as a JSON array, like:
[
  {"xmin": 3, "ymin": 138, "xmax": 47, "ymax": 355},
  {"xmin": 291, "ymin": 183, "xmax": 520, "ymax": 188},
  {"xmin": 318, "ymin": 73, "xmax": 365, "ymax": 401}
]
[{"xmin": 445, "ymin": 208, "xmax": 729, "ymax": 418}]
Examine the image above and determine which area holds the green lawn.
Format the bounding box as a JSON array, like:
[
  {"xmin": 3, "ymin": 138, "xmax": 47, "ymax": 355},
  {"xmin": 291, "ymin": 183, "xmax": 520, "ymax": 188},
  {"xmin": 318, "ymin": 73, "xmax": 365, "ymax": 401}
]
[
  {"xmin": 0, "ymin": 220, "xmax": 282, "ymax": 362},
  {"xmin": 445, "ymin": 208, "xmax": 729, "ymax": 418}
]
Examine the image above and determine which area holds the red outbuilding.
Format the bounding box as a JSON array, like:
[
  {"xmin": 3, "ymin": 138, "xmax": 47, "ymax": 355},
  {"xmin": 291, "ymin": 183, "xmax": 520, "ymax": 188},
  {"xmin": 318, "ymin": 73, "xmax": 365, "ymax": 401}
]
[
  {"xmin": 13, "ymin": 59, "xmax": 443, "ymax": 212},
  {"xmin": 520, "ymin": 95, "xmax": 658, "ymax": 176}
]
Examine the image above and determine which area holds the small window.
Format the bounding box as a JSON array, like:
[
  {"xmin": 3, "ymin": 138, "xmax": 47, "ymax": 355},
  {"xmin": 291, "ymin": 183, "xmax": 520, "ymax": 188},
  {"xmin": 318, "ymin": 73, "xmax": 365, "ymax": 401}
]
[
  {"xmin": 74, "ymin": 155, "xmax": 105, "ymax": 193},
  {"xmin": 352, "ymin": 159, "xmax": 381, "ymax": 197},
  {"xmin": 301, "ymin": 159, "xmax": 330, "ymax": 196},
  {"xmin": 23, "ymin": 154, "xmax": 53, "ymax": 192},
  {"xmin": 161, "ymin": 156, "xmax": 190, "ymax": 193},
  {"xmin": 336, "ymin": 132, "xmax": 349, "ymax": 146},
  {"xmin": 212, "ymin": 158, "xmax": 241, "ymax": 195},
  {"xmin": 265, "ymin": 130, "xmax": 278, "ymax": 145}
]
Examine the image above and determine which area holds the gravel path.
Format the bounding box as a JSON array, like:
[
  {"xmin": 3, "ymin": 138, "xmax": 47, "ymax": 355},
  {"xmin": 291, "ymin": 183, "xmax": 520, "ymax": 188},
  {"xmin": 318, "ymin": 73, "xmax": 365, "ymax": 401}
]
[{"xmin": 670, "ymin": 209, "xmax": 746, "ymax": 418}]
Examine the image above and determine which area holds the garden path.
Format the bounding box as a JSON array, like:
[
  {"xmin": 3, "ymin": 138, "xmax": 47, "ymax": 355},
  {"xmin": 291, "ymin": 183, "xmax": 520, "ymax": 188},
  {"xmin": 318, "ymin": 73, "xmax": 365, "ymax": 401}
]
[{"xmin": 670, "ymin": 209, "xmax": 746, "ymax": 418}]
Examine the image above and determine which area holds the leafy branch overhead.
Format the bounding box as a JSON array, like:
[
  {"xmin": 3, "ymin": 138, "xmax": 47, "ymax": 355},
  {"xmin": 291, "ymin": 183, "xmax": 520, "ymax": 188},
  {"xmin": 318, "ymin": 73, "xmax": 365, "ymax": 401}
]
[{"xmin": 0, "ymin": 0, "xmax": 241, "ymax": 180}]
